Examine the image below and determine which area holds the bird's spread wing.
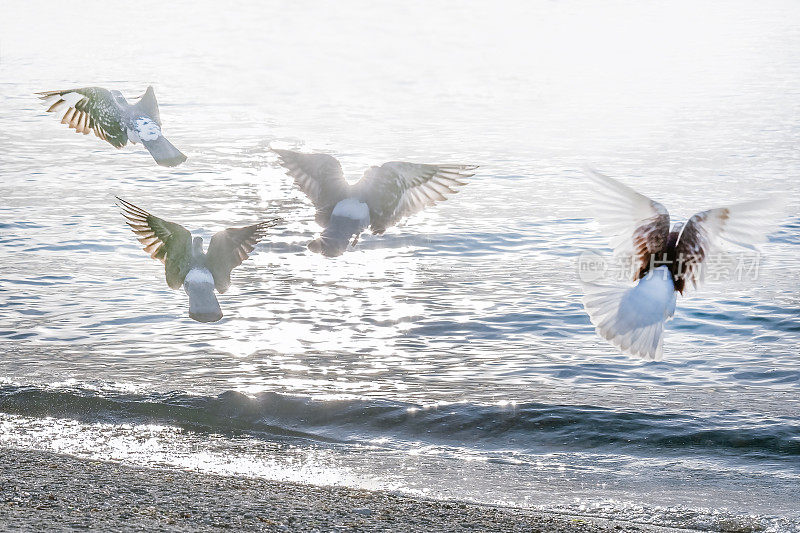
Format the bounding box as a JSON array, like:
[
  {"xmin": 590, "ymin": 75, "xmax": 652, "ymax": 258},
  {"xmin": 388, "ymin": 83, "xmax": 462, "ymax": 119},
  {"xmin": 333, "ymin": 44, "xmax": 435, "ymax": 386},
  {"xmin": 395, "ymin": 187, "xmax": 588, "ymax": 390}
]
[
  {"xmin": 584, "ymin": 167, "xmax": 671, "ymax": 280},
  {"xmin": 272, "ymin": 149, "xmax": 351, "ymax": 226},
  {"xmin": 37, "ymin": 87, "xmax": 128, "ymax": 148},
  {"xmin": 353, "ymin": 162, "xmax": 476, "ymax": 234},
  {"xmin": 675, "ymin": 199, "xmax": 785, "ymax": 292},
  {"xmin": 206, "ymin": 219, "xmax": 281, "ymax": 293},
  {"xmin": 116, "ymin": 197, "xmax": 192, "ymax": 289}
]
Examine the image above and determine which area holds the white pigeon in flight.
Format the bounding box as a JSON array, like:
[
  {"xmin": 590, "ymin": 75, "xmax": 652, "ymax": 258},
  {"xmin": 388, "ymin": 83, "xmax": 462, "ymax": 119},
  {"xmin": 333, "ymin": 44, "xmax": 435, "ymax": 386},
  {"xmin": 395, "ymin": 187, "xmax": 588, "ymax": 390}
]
[
  {"xmin": 117, "ymin": 198, "xmax": 280, "ymax": 322},
  {"xmin": 273, "ymin": 148, "xmax": 477, "ymax": 257},
  {"xmin": 37, "ymin": 86, "xmax": 187, "ymax": 167},
  {"xmin": 581, "ymin": 168, "xmax": 784, "ymax": 360}
]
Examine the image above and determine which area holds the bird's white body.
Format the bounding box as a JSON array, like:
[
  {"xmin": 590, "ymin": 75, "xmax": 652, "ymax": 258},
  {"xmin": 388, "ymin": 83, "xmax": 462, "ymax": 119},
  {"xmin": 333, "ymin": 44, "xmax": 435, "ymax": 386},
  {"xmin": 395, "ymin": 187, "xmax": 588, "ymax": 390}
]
[
  {"xmin": 128, "ymin": 117, "xmax": 162, "ymax": 143},
  {"xmin": 183, "ymin": 265, "xmax": 222, "ymax": 323},
  {"xmin": 184, "ymin": 267, "xmax": 214, "ymax": 286},
  {"xmin": 332, "ymin": 198, "xmax": 370, "ymax": 225}
]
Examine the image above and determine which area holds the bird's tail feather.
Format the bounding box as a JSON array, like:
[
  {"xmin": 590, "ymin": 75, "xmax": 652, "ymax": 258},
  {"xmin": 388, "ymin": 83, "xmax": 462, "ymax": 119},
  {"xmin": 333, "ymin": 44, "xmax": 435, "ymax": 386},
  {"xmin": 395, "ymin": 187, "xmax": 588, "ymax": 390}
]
[
  {"xmin": 142, "ymin": 136, "xmax": 187, "ymax": 167},
  {"xmin": 184, "ymin": 276, "xmax": 222, "ymax": 323},
  {"xmin": 309, "ymin": 205, "xmax": 369, "ymax": 257},
  {"xmin": 582, "ymin": 266, "xmax": 677, "ymax": 360}
]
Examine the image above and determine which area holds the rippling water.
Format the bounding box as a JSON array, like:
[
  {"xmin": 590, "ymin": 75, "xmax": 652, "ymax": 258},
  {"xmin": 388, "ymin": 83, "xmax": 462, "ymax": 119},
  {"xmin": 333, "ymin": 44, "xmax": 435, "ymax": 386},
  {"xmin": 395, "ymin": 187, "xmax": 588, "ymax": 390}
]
[{"xmin": 1, "ymin": 1, "xmax": 799, "ymax": 530}]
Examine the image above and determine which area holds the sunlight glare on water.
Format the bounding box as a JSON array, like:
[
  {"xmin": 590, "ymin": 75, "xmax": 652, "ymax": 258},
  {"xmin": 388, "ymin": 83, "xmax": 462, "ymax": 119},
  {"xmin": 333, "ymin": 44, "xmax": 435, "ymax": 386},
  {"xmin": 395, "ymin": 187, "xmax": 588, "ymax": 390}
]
[{"xmin": 1, "ymin": 0, "xmax": 799, "ymax": 529}]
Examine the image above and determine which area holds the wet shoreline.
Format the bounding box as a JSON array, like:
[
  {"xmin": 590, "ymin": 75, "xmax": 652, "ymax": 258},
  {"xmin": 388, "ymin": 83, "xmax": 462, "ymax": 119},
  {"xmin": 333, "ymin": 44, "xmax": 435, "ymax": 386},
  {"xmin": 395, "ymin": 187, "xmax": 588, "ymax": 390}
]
[{"xmin": 0, "ymin": 447, "xmax": 688, "ymax": 532}]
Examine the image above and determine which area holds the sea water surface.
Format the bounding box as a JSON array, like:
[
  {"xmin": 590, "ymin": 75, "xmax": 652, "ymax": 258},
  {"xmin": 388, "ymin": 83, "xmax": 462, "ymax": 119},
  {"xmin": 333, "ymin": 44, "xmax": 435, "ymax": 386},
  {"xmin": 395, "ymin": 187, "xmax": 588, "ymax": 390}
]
[{"xmin": 1, "ymin": 1, "xmax": 799, "ymax": 531}]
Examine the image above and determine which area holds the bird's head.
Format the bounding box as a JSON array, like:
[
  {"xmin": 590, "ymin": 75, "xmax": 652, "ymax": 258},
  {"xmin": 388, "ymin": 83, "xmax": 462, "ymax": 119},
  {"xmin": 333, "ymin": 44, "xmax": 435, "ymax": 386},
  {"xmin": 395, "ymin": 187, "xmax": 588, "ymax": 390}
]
[
  {"xmin": 668, "ymin": 222, "xmax": 685, "ymax": 249},
  {"xmin": 192, "ymin": 236, "xmax": 204, "ymax": 256}
]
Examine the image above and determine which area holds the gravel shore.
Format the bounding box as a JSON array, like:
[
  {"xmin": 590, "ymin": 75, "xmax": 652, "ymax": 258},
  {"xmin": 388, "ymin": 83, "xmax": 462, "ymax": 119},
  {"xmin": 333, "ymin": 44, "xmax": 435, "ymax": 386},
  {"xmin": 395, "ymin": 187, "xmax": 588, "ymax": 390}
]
[{"xmin": 0, "ymin": 447, "xmax": 688, "ymax": 532}]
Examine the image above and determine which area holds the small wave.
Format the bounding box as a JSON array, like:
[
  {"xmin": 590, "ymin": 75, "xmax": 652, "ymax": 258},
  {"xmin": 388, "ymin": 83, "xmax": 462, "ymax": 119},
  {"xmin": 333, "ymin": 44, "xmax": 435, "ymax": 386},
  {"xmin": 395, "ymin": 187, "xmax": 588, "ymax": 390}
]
[{"xmin": 1, "ymin": 385, "xmax": 798, "ymax": 458}]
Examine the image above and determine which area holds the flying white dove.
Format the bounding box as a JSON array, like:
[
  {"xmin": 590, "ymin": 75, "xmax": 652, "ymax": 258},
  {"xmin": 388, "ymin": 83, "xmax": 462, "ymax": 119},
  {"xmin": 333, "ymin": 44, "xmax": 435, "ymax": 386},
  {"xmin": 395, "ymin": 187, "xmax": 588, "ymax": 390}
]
[
  {"xmin": 117, "ymin": 198, "xmax": 280, "ymax": 322},
  {"xmin": 273, "ymin": 149, "xmax": 476, "ymax": 257},
  {"xmin": 581, "ymin": 168, "xmax": 785, "ymax": 360},
  {"xmin": 37, "ymin": 86, "xmax": 187, "ymax": 167}
]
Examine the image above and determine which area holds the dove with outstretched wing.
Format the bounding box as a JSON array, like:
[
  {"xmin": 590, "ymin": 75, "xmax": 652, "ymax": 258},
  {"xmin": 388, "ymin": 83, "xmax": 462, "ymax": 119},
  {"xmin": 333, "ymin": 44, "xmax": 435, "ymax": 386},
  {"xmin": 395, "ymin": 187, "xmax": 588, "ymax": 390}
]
[
  {"xmin": 117, "ymin": 198, "xmax": 280, "ymax": 322},
  {"xmin": 38, "ymin": 86, "xmax": 187, "ymax": 167},
  {"xmin": 272, "ymin": 149, "xmax": 476, "ymax": 257},
  {"xmin": 582, "ymin": 168, "xmax": 785, "ymax": 360}
]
